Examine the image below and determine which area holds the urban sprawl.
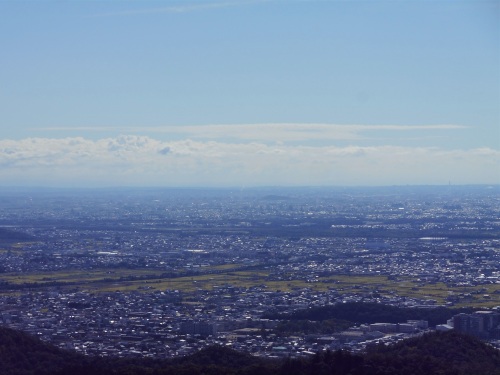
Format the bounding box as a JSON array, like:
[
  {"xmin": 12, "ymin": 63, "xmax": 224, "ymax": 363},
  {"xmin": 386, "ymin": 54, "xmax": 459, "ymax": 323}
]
[{"xmin": 0, "ymin": 186, "xmax": 498, "ymax": 358}]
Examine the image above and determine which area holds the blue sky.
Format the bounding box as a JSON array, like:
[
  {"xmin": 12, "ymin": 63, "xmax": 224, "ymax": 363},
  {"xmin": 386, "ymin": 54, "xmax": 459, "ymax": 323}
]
[{"xmin": 0, "ymin": 0, "xmax": 498, "ymax": 187}]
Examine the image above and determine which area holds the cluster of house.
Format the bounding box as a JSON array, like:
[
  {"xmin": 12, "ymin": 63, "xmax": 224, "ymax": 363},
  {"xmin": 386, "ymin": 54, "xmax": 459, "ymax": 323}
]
[
  {"xmin": 1, "ymin": 229, "xmax": 498, "ymax": 296},
  {"xmin": 1, "ymin": 281, "xmax": 498, "ymax": 358},
  {"xmin": 0, "ymin": 187, "xmax": 498, "ymax": 292},
  {"xmin": 0, "ymin": 285, "xmax": 436, "ymax": 358}
]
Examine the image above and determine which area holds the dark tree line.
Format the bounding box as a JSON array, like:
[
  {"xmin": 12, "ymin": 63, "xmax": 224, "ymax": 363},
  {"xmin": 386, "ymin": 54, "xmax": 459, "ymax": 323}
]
[
  {"xmin": 0, "ymin": 325, "xmax": 499, "ymax": 375},
  {"xmin": 263, "ymin": 302, "xmax": 475, "ymax": 327}
]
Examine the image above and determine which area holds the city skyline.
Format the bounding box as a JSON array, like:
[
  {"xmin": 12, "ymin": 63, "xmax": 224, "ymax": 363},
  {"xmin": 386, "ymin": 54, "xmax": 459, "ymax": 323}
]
[{"xmin": 1, "ymin": 0, "xmax": 498, "ymax": 187}]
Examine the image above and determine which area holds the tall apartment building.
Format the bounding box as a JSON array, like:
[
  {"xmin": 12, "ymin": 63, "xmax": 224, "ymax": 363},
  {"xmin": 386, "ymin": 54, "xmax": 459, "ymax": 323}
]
[
  {"xmin": 452, "ymin": 311, "xmax": 500, "ymax": 339},
  {"xmin": 180, "ymin": 321, "xmax": 218, "ymax": 337}
]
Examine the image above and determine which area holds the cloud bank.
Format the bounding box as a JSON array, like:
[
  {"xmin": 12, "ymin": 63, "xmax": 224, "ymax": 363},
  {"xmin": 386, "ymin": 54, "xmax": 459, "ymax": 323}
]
[
  {"xmin": 0, "ymin": 135, "xmax": 498, "ymax": 187},
  {"xmin": 40, "ymin": 123, "xmax": 467, "ymax": 143}
]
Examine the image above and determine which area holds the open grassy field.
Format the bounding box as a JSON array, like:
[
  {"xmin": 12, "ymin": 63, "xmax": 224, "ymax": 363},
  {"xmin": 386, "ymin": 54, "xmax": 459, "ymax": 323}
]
[{"xmin": 0, "ymin": 266, "xmax": 498, "ymax": 308}]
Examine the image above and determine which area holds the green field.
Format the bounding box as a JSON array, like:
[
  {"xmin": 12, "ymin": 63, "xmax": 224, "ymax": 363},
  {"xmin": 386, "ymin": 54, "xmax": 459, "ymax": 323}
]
[{"xmin": 0, "ymin": 266, "xmax": 498, "ymax": 308}]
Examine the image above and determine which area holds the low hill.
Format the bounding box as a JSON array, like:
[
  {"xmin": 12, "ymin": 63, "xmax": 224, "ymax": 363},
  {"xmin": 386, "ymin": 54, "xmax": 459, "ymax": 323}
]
[
  {"xmin": 0, "ymin": 325, "xmax": 98, "ymax": 375},
  {"xmin": 0, "ymin": 325, "xmax": 499, "ymax": 375},
  {"xmin": 281, "ymin": 331, "xmax": 500, "ymax": 375},
  {"xmin": 365, "ymin": 330, "xmax": 500, "ymax": 375},
  {"xmin": 0, "ymin": 326, "xmax": 266, "ymax": 375},
  {"xmin": 173, "ymin": 345, "xmax": 266, "ymax": 367}
]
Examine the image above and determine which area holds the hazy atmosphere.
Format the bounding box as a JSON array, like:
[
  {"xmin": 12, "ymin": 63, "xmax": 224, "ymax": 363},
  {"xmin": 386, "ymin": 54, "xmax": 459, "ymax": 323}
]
[{"xmin": 1, "ymin": 0, "xmax": 498, "ymax": 187}]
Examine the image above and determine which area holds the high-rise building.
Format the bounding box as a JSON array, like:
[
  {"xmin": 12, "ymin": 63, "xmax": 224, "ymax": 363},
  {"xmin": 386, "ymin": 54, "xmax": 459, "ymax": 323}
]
[
  {"xmin": 452, "ymin": 311, "xmax": 500, "ymax": 339},
  {"xmin": 180, "ymin": 321, "xmax": 218, "ymax": 337}
]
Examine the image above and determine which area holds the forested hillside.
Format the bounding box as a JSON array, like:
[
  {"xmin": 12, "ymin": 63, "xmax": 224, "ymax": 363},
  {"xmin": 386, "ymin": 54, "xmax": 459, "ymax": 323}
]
[
  {"xmin": 0, "ymin": 326, "xmax": 499, "ymax": 375},
  {"xmin": 263, "ymin": 302, "xmax": 474, "ymax": 327}
]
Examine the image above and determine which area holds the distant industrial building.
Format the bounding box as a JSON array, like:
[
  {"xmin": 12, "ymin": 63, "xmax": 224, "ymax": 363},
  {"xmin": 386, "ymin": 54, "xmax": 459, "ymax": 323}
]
[{"xmin": 369, "ymin": 320, "xmax": 428, "ymax": 334}]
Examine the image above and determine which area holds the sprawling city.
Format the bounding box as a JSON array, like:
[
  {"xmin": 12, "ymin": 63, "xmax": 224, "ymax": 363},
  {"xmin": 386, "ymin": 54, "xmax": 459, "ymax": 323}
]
[
  {"xmin": 0, "ymin": 185, "xmax": 498, "ymax": 364},
  {"xmin": 1, "ymin": 0, "xmax": 498, "ymax": 372}
]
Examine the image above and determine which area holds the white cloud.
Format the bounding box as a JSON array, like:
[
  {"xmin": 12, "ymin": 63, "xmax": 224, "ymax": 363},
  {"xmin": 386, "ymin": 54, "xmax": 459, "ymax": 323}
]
[
  {"xmin": 39, "ymin": 123, "xmax": 467, "ymax": 143},
  {"xmin": 0, "ymin": 135, "xmax": 497, "ymax": 187}
]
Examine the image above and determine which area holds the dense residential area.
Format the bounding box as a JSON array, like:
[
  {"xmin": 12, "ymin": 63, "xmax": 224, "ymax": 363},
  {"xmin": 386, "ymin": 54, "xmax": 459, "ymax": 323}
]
[{"xmin": 0, "ymin": 186, "xmax": 498, "ymax": 360}]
